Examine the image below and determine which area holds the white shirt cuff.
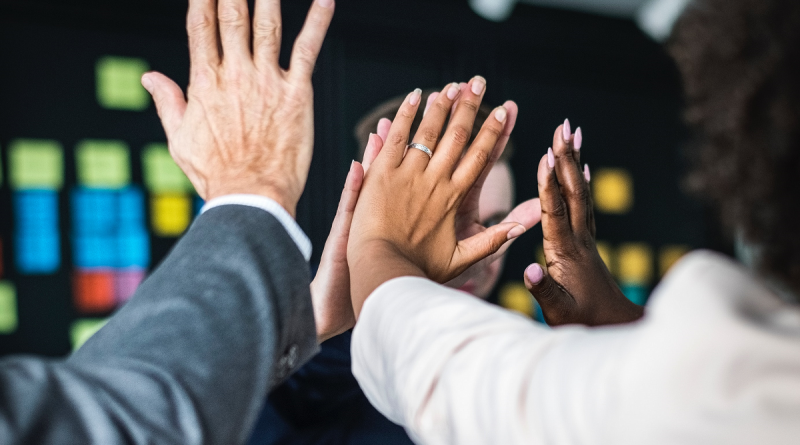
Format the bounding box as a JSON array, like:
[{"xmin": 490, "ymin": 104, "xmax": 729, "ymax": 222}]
[{"xmin": 201, "ymin": 194, "xmax": 312, "ymax": 262}]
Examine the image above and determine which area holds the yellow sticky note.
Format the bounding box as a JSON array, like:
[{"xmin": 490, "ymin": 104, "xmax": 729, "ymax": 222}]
[
  {"xmin": 0, "ymin": 282, "xmax": 18, "ymax": 334},
  {"xmin": 96, "ymin": 57, "xmax": 150, "ymax": 111},
  {"xmin": 70, "ymin": 318, "xmax": 108, "ymax": 351},
  {"xmin": 595, "ymin": 241, "xmax": 615, "ymax": 275},
  {"xmin": 9, "ymin": 139, "xmax": 64, "ymax": 190},
  {"xmin": 660, "ymin": 245, "xmax": 691, "ymax": 277},
  {"xmin": 618, "ymin": 243, "xmax": 654, "ymax": 286},
  {"xmin": 499, "ymin": 282, "xmax": 534, "ymax": 318},
  {"xmin": 151, "ymin": 194, "xmax": 191, "ymax": 236},
  {"xmin": 593, "ymin": 168, "xmax": 633, "ymax": 214}
]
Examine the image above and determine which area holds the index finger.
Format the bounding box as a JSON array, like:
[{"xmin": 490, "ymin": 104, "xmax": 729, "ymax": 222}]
[
  {"xmin": 288, "ymin": 0, "xmax": 335, "ymax": 81},
  {"xmin": 187, "ymin": 0, "xmax": 220, "ymax": 69}
]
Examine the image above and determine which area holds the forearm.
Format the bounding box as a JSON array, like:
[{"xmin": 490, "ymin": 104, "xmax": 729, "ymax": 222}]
[{"xmin": 349, "ymin": 241, "xmax": 425, "ymax": 317}]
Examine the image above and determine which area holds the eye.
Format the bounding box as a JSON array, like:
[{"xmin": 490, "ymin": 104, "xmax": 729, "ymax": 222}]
[{"xmin": 482, "ymin": 214, "xmax": 506, "ymax": 228}]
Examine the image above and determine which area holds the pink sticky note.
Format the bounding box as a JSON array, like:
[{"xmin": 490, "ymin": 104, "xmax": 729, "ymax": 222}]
[{"xmin": 115, "ymin": 269, "xmax": 145, "ymax": 304}]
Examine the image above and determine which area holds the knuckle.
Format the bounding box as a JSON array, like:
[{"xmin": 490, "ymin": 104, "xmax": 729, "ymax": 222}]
[
  {"xmin": 431, "ymin": 101, "xmax": 449, "ymax": 115},
  {"xmin": 460, "ymin": 99, "xmax": 479, "ymax": 114},
  {"xmin": 419, "ymin": 127, "xmax": 440, "ymax": 143},
  {"xmin": 545, "ymin": 199, "xmax": 568, "ymax": 219},
  {"xmin": 388, "ymin": 132, "xmax": 408, "ymax": 147},
  {"xmin": 294, "ymin": 42, "xmax": 318, "ymax": 63},
  {"xmin": 450, "ymin": 125, "xmax": 471, "ymax": 145},
  {"xmin": 254, "ymin": 21, "xmax": 282, "ymax": 42},
  {"xmin": 186, "ymin": 12, "xmax": 214, "ymax": 34},
  {"xmin": 217, "ymin": 5, "xmax": 247, "ymax": 25},
  {"xmin": 470, "ymin": 149, "xmax": 490, "ymax": 168}
]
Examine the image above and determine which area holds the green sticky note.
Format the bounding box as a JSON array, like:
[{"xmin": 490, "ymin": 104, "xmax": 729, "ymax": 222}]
[
  {"xmin": 0, "ymin": 282, "xmax": 18, "ymax": 334},
  {"xmin": 70, "ymin": 318, "xmax": 108, "ymax": 351},
  {"xmin": 96, "ymin": 56, "xmax": 151, "ymax": 111},
  {"xmin": 142, "ymin": 144, "xmax": 194, "ymax": 193},
  {"xmin": 8, "ymin": 139, "xmax": 64, "ymax": 190},
  {"xmin": 76, "ymin": 140, "xmax": 130, "ymax": 189}
]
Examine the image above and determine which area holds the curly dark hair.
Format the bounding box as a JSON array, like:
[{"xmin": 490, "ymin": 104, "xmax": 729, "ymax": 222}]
[{"xmin": 669, "ymin": 0, "xmax": 800, "ymax": 297}]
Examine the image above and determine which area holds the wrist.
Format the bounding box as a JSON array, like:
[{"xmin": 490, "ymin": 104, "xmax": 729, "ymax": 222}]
[{"xmin": 205, "ymin": 186, "xmax": 298, "ymax": 218}]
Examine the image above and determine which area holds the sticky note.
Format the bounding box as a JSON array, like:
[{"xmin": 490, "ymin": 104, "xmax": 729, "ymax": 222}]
[
  {"xmin": 73, "ymin": 235, "xmax": 117, "ymax": 269},
  {"xmin": 9, "ymin": 139, "xmax": 64, "ymax": 190},
  {"xmin": 76, "ymin": 140, "xmax": 131, "ymax": 189},
  {"xmin": 115, "ymin": 269, "xmax": 145, "ymax": 304},
  {"xmin": 151, "ymin": 194, "xmax": 191, "ymax": 237},
  {"xmin": 617, "ymin": 243, "xmax": 654, "ymax": 286},
  {"xmin": 621, "ymin": 284, "xmax": 649, "ymax": 306},
  {"xmin": 118, "ymin": 187, "xmax": 145, "ymax": 228},
  {"xmin": 15, "ymin": 232, "xmax": 60, "ymax": 275},
  {"xmin": 593, "ymin": 168, "xmax": 633, "ymax": 214},
  {"xmin": 194, "ymin": 196, "xmax": 205, "ymax": 217},
  {"xmin": 116, "ymin": 231, "xmax": 150, "ymax": 268},
  {"xmin": 498, "ymin": 282, "xmax": 534, "ymax": 318},
  {"xmin": 71, "ymin": 189, "xmax": 117, "ymax": 235},
  {"xmin": 70, "ymin": 318, "xmax": 108, "ymax": 351},
  {"xmin": 0, "ymin": 282, "xmax": 18, "ymax": 334},
  {"xmin": 73, "ymin": 270, "xmax": 116, "ymax": 313},
  {"xmin": 96, "ymin": 57, "xmax": 150, "ymax": 111},
  {"xmin": 660, "ymin": 245, "xmax": 691, "ymax": 277},
  {"xmin": 13, "ymin": 190, "xmax": 59, "ymax": 235},
  {"xmin": 142, "ymin": 144, "xmax": 194, "ymax": 193},
  {"xmin": 595, "ymin": 241, "xmax": 615, "ymax": 275}
]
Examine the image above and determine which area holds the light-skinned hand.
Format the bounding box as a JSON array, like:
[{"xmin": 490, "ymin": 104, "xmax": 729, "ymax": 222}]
[
  {"xmin": 348, "ymin": 78, "xmax": 529, "ymax": 315},
  {"xmin": 140, "ymin": 0, "xmax": 335, "ymax": 217},
  {"xmin": 311, "ymin": 120, "xmax": 390, "ymax": 343},
  {"xmin": 525, "ymin": 121, "xmax": 644, "ymax": 326}
]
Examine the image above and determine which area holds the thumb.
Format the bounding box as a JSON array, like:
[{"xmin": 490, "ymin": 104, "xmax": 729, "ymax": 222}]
[
  {"xmin": 453, "ymin": 222, "xmax": 526, "ymax": 275},
  {"xmin": 141, "ymin": 71, "xmax": 186, "ymax": 138},
  {"xmin": 523, "ymin": 263, "xmax": 576, "ymax": 325}
]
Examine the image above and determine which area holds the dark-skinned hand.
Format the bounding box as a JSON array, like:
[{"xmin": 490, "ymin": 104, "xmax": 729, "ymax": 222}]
[{"xmin": 525, "ymin": 121, "xmax": 644, "ymax": 326}]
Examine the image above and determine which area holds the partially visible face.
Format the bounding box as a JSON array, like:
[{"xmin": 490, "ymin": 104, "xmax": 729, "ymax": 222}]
[{"xmin": 458, "ymin": 161, "xmax": 515, "ymax": 299}]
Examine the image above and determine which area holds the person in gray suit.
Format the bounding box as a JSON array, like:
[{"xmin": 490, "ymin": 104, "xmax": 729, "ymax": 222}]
[{"xmin": 0, "ymin": 0, "xmax": 342, "ymax": 443}]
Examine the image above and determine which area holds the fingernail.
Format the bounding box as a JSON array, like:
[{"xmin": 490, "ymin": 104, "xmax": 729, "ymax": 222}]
[
  {"xmin": 471, "ymin": 76, "xmax": 486, "ymax": 95},
  {"xmin": 525, "ymin": 263, "xmax": 544, "ymax": 284},
  {"xmin": 507, "ymin": 224, "xmax": 527, "ymax": 240},
  {"xmin": 140, "ymin": 74, "xmax": 153, "ymax": 92},
  {"xmin": 443, "ymin": 83, "xmax": 457, "ymax": 100},
  {"xmin": 350, "ymin": 160, "xmax": 355, "ymax": 171},
  {"xmin": 494, "ymin": 107, "xmax": 507, "ymax": 122},
  {"xmin": 574, "ymin": 127, "xmax": 583, "ymax": 151},
  {"xmin": 563, "ymin": 119, "xmax": 571, "ymax": 141},
  {"xmin": 584, "ymin": 164, "xmax": 591, "ymax": 182},
  {"xmin": 547, "ymin": 147, "xmax": 555, "ymax": 169},
  {"xmin": 409, "ymin": 88, "xmax": 422, "ymax": 106},
  {"xmin": 317, "ymin": 0, "xmax": 334, "ymax": 8}
]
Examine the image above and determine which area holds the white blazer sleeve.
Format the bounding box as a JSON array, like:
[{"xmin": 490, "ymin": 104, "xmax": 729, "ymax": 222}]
[{"xmin": 350, "ymin": 277, "xmax": 636, "ymax": 445}]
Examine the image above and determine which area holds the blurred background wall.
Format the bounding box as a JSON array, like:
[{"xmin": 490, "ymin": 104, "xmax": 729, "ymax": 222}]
[{"xmin": 0, "ymin": 0, "xmax": 720, "ymax": 357}]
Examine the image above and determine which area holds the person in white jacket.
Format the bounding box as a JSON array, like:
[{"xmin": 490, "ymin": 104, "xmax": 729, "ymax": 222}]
[{"xmin": 345, "ymin": 0, "xmax": 800, "ymax": 443}]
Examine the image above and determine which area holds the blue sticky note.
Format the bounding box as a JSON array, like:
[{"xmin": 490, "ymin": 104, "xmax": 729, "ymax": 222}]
[
  {"xmin": 13, "ymin": 191, "xmax": 59, "ymax": 235},
  {"xmin": 118, "ymin": 187, "xmax": 145, "ymax": 228},
  {"xmin": 194, "ymin": 196, "xmax": 205, "ymax": 217},
  {"xmin": 71, "ymin": 189, "xmax": 117, "ymax": 236},
  {"xmin": 73, "ymin": 235, "xmax": 117, "ymax": 269},
  {"xmin": 116, "ymin": 230, "xmax": 150, "ymax": 268},
  {"xmin": 621, "ymin": 284, "xmax": 649, "ymax": 306},
  {"xmin": 15, "ymin": 232, "xmax": 61, "ymax": 274}
]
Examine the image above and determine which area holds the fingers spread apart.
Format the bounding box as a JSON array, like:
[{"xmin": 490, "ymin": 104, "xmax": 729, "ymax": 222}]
[{"xmin": 289, "ymin": 0, "xmax": 335, "ymax": 81}]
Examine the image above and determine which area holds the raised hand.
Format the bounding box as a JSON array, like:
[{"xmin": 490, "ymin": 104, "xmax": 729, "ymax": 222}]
[
  {"xmin": 348, "ymin": 78, "xmax": 528, "ymax": 315},
  {"xmin": 525, "ymin": 122, "xmax": 644, "ymax": 326},
  {"xmin": 141, "ymin": 0, "xmax": 335, "ymax": 216},
  {"xmin": 311, "ymin": 120, "xmax": 390, "ymax": 343}
]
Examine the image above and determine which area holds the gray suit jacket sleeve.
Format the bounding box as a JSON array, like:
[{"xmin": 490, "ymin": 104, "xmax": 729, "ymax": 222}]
[{"xmin": 0, "ymin": 205, "xmax": 319, "ymax": 444}]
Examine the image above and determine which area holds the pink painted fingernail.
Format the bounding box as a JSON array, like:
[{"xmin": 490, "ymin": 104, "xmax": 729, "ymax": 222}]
[
  {"xmin": 584, "ymin": 164, "xmax": 591, "ymax": 182},
  {"xmin": 574, "ymin": 127, "xmax": 583, "ymax": 150},
  {"xmin": 471, "ymin": 76, "xmax": 486, "ymax": 95},
  {"xmin": 494, "ymin": 107, "xmax": 507, "ymax": 122},
  {"xmin": 526, "ymin": 263, "xmax": 544, "ymax": 284},
  {"xmin": 563, "ymin": 119, "xmax": 571, "ymax": 141},
  {"xmin": 409, "ymin": 88, "xmax": 422, "ymax": 106},
  {"xmin": 317, "ymin": 0, "xmax": 334, "ymax": 8},
  {"xmin": 424, "ymin": 93, "xmax": 438, "ymax": 115},
  {"xmin": 446, "ymin": 83, "xmax": 459, "ymax": 100},
  {"xmin": 547, "ymin": 147, "xmax": 555, "ymax": 169},
  {"xmin": 507, "ymin": 224, "xmax": 527, "ymax": 240}
]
